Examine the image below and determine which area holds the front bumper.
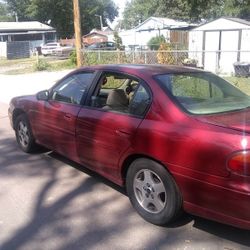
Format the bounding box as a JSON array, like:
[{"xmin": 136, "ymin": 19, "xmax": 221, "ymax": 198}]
[{"xmin": 8, "ymin": 103, "xmax": 14, "ymax": 129}]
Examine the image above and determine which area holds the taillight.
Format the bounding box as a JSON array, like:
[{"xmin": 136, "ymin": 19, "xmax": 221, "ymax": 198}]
[{"xmin": 228, "ymin": 151, "xmax": 250, "ymax": 176}]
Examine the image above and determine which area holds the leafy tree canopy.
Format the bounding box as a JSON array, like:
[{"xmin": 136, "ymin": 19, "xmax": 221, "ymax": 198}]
[
  {"xmin": 122, "ymin": 0, "xmax": 250, "ymax": 29},
  {"xmin": 5, "ymin": 0, "xmax": 118, "ymax": 38},
  {"xmin": 0, "ymin": 1, "xmax": 14, "ymax": 21}
]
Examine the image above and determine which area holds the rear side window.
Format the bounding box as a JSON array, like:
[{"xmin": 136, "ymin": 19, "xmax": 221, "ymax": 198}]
[
  {"xmin": 171, "ymin": 75, "xmax": 223, "ymax": 99},
  {"xmin": 130, "ymin": 84, "xmax": 151, "ymax": 116},
  {"xmin": 156, "ymin": 72, "xmax": 249, "ymax": 115}
]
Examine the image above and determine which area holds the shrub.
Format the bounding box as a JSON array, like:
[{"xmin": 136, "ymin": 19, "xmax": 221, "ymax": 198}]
[
  {"xmin": 147, "ymin": 35, "xmax": 166, "ymax": 50},
  {"xmin": 34, "ymin": 59, "xmax": 50, "ymax": 71},
  {"xmin": 157, "ymin": 43, "xmax": 173, "ymax": 64},
  {"xmin": 69, "ymin": 50, "xmax": 77, "ymax": 65}
]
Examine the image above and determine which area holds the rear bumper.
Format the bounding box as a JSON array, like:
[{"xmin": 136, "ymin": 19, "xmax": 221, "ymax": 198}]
[
  {"xmin": 173, "ymin": 173, "xmax": 250, "ymax": 230},
  {"xmin": 185, "ymin": 201, "xmax": 250, "ymax": 230}
]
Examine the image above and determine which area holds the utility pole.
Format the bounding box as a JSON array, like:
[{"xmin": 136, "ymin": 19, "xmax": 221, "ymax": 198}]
[
  {"xmin": 95, "ymin": 14, "xmax": 103, "ymax": 31},
  {"xmin": 73, "ymin": 0, "xmax": 83, "ymax": 67}
]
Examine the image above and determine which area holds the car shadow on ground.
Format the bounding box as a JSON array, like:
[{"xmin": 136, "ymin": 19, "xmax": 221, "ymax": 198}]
[
  {"xmin": 49, "ymin": 151, "xmax": 250, "ymax": 247},
  {"xmin": 0, "ymin": 134, "xmax": 249, "ymax": 250}
]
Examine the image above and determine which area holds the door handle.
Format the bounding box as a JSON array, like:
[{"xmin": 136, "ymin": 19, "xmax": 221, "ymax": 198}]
[{"xmin": 64, "ymin": 113, "xmax": 72, "ymax": 120}]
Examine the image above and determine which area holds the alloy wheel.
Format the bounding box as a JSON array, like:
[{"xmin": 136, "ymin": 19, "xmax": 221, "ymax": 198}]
[{"xmin": 133, "ymin": 169, "xmax": 167, "ymax": 214}]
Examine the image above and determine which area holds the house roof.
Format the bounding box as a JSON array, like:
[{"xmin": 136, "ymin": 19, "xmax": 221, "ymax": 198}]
[
  {"xmin": 0, "ymin": 21, "xmax": 55, "ymax": 32},
  {"xmin": 224, "ymin": 17, "xmax": 250, "ymax": 26},
  {"xmin": 83, "ymin": 28, "xmax": 113, "ymax": 37},
  {"xmin": 134, "ymin": 17, "xmax": 196, "ymax": 31},
  {"xmin": 192, "ymin": 17, "xmax": 250, "ymax": 30},
  {"xmin": 83, "ymin": 32, "xmax": 107, "ymax": 38}
]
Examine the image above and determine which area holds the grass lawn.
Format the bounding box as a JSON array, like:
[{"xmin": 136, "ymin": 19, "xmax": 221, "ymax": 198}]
[
  {"xmin": 224, "ymin": 77, "xmax": 250, "ymax": 95},
  {"xmin": 0, "ymin": 57, "xmax": 36, "ymax": 67},
  {"xmin": 0, "ymin": 56, "xmax": 75, "ymax": 74}
]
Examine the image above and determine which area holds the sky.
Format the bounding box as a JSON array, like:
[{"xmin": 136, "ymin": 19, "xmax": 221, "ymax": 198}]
[
  {"xmin": 108, "ymin": 0, "xmax": 128, "ymax": 28},
  {"xmin": 114, "ymin": 0, "xmax": 127, "ymax": 18}
]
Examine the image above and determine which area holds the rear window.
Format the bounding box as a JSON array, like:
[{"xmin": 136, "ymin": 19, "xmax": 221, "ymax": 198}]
[
  {"xmin": 156, "ymin": 72, "xmax": 250, "ymax": 115},
  {"xmin": 46, "ymin": 43, "xmax": 58, "ymax": 46}
]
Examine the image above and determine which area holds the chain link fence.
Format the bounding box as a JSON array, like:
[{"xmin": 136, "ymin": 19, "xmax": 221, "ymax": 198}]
[
  {"xmin": 83, "ymin": 50, "xmax": 189, "ymax": 66},
  {"xmin": 82, "ymin": 50, "xmax": 250, "ymax": 76}
]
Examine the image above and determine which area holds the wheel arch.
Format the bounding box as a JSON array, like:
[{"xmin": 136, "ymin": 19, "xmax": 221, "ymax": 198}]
[
  {"xmin": 12, "ymin": 108, "xmax": 26, "ymax": 129},
  {"xmin": 121, "ymin": 154, "xmax": 172, "ymax": 185}
]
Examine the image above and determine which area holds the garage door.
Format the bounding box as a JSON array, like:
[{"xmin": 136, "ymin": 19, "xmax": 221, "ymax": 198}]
[
  {"xmin": 204, "ymin": 31, "xmax": 220, "ymax": 73},
  {"xmin": 219, "ymin": 31, "xmax": 239, "ymax": 74}
]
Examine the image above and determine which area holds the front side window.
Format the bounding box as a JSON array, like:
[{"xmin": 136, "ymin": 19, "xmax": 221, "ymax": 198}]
[
  {"xmin": 156, "ymin": 72, "xmax": 250, "ymax": 115},
  {"xmin": 51, "ymin": 72, "xmax": 94, "ymax": 104}
]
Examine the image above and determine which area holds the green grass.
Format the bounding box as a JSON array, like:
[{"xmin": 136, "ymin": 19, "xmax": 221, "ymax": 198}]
[
  {"xmin": 1, "ymin": 56, "xmax": 76, "ymax": 75},
  {"xmin": 224, "ymin": 77, "xmax": 250, "ymax": 95},
  {"xmin": 0, "ymin": 57, "xmax": 36, "ymax": 67}
]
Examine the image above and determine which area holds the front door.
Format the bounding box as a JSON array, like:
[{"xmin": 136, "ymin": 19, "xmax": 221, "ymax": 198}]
[{"xmin": 31, "ymin": 71, "xmax": 95, "ymax": 160}]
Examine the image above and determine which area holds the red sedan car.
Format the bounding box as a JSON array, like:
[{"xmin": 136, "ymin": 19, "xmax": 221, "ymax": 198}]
[{"xmin": 8, "ymin": 65, "xmax": 250, "ymax": 229}]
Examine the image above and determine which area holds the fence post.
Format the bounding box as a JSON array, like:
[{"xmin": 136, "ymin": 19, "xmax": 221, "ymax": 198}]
[
  {"xmin": 98, "ymin": 50, "xmax": 101, "ymax": 62},
  {"xmin": 132, "ymin": 50, "xmax": 135, "ymax": 63},
  {"xmin": 117, "ymin": 49, "xmax": 120, "ymax": 64},
  {"xmin": 144, "ymin": 52, "xmax": 147, "ymax": 64},
  {"xmin": 215, "ymin": 51, "xmax": 220, "ymax": 74}
]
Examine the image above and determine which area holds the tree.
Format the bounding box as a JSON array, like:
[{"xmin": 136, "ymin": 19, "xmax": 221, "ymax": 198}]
[
  {"xmin": 6, "ymin": 0, "xmax": 31, "ymax": 20},
  {"xmin": 223, "ymin": 0, "xmax": 250, "ymax": 19},
  {"xmin": 122, "ymin": 0, "xmax": 160, "ymax": 29},
  {"xmin": 121, "ymin": 0, "xmax": 250, "ymax": 29},
  {"xmin": 6, "ymin": 0, "xmax": 118, "ymax": 38},
  {"xmin": 113, "ymin": 31, "xmax": 123, "ymax": 49},
  {"xmin": 0, "ymin": 1, "xmax": 14, "ymax": 21},
  {"xmin": 78, "ymin": 0, "xmax": 118, "ymax": 35}
]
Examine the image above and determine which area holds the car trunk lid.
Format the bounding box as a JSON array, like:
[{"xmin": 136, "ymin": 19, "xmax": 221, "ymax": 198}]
[{"xmin": 196, "ymin": 109, "xmax": 250, "ymax": 133}]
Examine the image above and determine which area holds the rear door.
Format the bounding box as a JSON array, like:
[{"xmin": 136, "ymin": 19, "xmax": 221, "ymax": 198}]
[{"xmin": 76, "ymin": 71, "xmax": 152, "ymax": 180}]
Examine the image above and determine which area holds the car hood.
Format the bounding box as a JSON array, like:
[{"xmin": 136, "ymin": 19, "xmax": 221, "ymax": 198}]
[
  {"xmin": 196, "ymin": 109, "xmax": 250, "ymax": 133},
  {"xmin": 11, "ymin": 95, "xmax": 36, "ymax": 105}
]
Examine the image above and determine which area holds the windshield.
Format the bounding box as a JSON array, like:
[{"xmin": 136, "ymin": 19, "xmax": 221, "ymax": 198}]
[{"xmin": 156, "ymin": 72, "xmax": 250, "ymax": 115}]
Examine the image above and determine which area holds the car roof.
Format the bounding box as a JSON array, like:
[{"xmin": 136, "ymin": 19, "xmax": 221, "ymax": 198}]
[{"xmin": 75, "ymin": 64, "xmax": 207, "ymax": 77}]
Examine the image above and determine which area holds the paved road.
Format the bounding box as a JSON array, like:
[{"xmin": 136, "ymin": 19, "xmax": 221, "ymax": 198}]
[{"xmin": 0, "ymin": 72, "xmax": 250, "ymax": 250}]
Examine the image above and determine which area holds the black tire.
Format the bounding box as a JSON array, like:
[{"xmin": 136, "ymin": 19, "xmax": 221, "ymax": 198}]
[
  {"xmin": 126, "ymin": 158, "xmax": 182, "ymax": 225},
  {"xmin": 15, "ymin": 114, "xmax": 37, "ymax": 153}
]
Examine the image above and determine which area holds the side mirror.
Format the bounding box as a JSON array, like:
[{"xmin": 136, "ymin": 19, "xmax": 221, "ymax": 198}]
[{"xmin": 36, "ymin": 90, "xmax": 49, "ymax": 101}]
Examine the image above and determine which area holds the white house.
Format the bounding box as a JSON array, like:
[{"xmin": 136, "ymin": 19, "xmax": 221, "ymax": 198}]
[
  {"xmin": 189, "ymin": 17, "xmax": 250, "ymax": 74},
  {"xmin": 119, "ymin": 17, "xmax": 196, "ymax": 49},
  {"xmin": 0, "ymin": 21, "xmax": 56, "ymax": 57}
]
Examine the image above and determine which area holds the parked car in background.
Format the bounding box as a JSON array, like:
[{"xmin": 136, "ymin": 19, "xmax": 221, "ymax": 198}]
[
  {"xmin": 52, "ymin": 44, "xmax": 74, "ymax": 57},
  {"xmin": 41, "ymin": 42, "xmax": 74, "ymax": 57},
  {"xmin": 87, "ymin": 41, "xmax": 117, "ymax": 50},
  {"xmin": 41, "ymin": 42, "xmax": 61, "ymax": 56},
  {"xmin": 8, "ymin": 64, "xmax": 250, "ymax": 230}
]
